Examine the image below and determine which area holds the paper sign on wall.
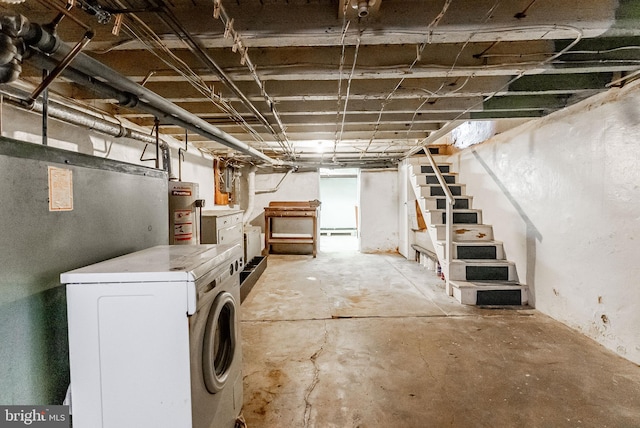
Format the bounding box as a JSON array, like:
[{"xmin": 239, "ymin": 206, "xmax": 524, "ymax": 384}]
[{"xmin": 48, "ymin": 166, "xmax": 73, "ymax": 212}]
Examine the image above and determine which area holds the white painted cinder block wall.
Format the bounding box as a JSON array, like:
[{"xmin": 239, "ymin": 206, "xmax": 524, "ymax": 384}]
[
  {"xmin": 242, "ymin": 169, "xmax": 321, "ymax": 229},
  {"xmin": 242, "ymin": 169, "xmax": 399, "ymax": 254},
  {"xmin": 450, "ymin": 82, "xmax": 640, "ymax": 364},
  {"xmin": 359, "ymin": 169, "xmax": 399, "ymax": 253}
]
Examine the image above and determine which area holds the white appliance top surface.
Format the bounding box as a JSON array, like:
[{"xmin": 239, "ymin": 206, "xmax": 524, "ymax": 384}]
[
  {"xmin": 201, "ymin": 209, "xmax": 243, "ymax": 217},
  {"xmin": 61, "ymin": 244, "xmax": 241, "ymax": 284}
]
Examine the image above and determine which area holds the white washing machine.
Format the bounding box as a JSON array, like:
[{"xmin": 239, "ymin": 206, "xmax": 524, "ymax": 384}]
[{"xmin": 61, "ymin": 244, "xmax": 244, "ymax": 428}]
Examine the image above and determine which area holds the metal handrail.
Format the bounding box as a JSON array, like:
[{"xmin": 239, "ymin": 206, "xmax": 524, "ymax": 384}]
[{"xmin": 425, "ymin": 149, "xmax": 454, "ymax": 295}]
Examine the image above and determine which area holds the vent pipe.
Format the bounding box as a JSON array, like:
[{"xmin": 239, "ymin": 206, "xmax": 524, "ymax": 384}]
[{"xmin": 243, "ymin": 165, "xmax": 256, "ymax": 226}]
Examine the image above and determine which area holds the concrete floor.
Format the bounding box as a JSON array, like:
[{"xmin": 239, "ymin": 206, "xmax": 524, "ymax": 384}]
[{"xmin": 239, "ymin": 237, "xmax": 640, "ymax": 427}]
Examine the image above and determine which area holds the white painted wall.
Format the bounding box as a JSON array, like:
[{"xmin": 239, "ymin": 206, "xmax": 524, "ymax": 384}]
[
  {"xmin": 173, "ymin": 152, "xmax": 215, "ymax": 208},
  {"xmin": 242, "ymin": 169, "xmax": 321, "ymax": 227},
  {"xmin": 451, "ymin": 82, "xmax": 640, "ymax": 364},
  {"xmin": 1, "ymin": 104, "xmax": 215, "ymax": 206},
  {"xmin": 319, "ymin": 176, "xmax": 358, "ymax": 230},
  {"xmin": 397, "ymin": 161, "xmax": 412, "ymax": 258},
  {"xmin": 237, "ymin": 169, "xmax": 320, "ymax": 254},
  {"xmin": 359, "ymin": 169, "xmax": 399, "ymax": 253}
]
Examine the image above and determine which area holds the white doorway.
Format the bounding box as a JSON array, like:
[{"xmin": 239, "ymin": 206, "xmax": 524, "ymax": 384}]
[{"xmin": 319, "ymin": 168, "xmax": 359, "ymax": 251}]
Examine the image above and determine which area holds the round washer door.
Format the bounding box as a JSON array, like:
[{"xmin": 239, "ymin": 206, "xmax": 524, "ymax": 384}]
[{"xmin": 202, "ymin": 291, "xmax": 237, "ymax": 394}]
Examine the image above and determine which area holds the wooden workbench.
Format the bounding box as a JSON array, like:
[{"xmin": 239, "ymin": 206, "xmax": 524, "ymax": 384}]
[{"xmin": 264, "ymin": 200, "xmax": 321, "ymax": 257}]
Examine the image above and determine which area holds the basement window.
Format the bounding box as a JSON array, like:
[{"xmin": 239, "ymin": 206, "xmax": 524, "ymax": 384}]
[{"xmin": 451, "ymin": 121, "xmax": 497, "ymax": 149}]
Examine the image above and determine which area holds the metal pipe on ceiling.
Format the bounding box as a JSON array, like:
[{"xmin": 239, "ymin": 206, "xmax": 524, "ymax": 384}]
[
  {"xmin": 0, "ymin": 83, "xmax": 174, "ymax": 176},
  {"xmin": 26, "ymin": 47, "xmax": 281, "ymax": 165},
  {"xmin": 0, "ymin": 12, "xmax": 285, "ymax": 167},
  {"xmin": 26, "ymin": 30, "xmax": 93, "ymax": 104}
]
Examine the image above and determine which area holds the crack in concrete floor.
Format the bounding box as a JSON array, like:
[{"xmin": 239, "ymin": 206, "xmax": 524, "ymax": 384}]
[
  {"xmin": 240, "ymin": 248, "xmax": 640, "ymax": 427},
  {"xmin": 302, "ymin": 320, "xmax": 327, "ymax": 427}
]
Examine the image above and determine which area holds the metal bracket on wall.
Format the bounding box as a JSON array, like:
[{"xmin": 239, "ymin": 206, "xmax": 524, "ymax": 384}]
[
  {"xmin": 140, "ymin": 117, "xmax": 161, "ymax": 167},
  {"xmin": 154, "ymin": 117, "xmax": 160, "ymax": 169},
  {"xmin": 41, "ymin": 69, "xmax": 48, "ymax": 146},
  {"xmin": 139, "ymin": 143, "xmax": 157, "ymax": 163}
]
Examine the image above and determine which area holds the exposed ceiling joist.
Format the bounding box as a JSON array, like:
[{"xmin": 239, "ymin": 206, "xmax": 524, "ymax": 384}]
[{"xmin": 2, "ymin": 0, "xmax": 640, "ymax": 166}]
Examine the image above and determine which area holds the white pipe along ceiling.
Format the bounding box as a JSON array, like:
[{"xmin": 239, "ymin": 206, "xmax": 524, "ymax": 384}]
[{"xmin": 1, "ymin": 0, "xmax": 639, "ymax": 169}]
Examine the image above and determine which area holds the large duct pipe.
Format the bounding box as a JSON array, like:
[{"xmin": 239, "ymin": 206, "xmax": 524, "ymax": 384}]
[
  {"xmin": 0, "ymin": 12, "xmax": 286, "ymax": 167},
  {"xmin": 0, "ymin": 84, "xmax": 174, "ymax": 176},
  {"xmin": 243, "ymin": 165, "xmax": 256, "ymax": 226}
]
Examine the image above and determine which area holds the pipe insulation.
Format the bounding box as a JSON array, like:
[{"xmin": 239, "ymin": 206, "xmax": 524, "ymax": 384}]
[
  {"xmin": 0, "ymin": 84, "xmax": 174, "ymax": 176},
  {"xmin": 243, "ymin": 165, "xmax": 256, "ymax": 225},
  {"xmin": 0, "ymin": 12, "xmax": 285, "ymax": 167}
]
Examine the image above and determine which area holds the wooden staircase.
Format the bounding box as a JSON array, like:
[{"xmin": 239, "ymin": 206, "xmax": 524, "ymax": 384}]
[{"xmin": 408, "ymin": 157, "xmax": 528, "ymax": 306}]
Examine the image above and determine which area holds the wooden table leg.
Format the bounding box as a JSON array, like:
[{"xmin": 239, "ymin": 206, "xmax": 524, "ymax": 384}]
[
  {"xmin": 312, "ymin": 215, "xmax": 317, "ymax": 258},
  {"xmin": 265, "ymin": 216, "xmax": 271, "ymax": 255}
]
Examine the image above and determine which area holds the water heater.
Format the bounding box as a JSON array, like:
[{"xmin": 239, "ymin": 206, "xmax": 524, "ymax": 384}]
[{"xmin": 169, "ymin": 181, "xmax": 199, "ymax": 245}]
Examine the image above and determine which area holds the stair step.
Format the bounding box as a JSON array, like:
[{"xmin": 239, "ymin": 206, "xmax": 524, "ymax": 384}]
[
  {"xmin": 421, "ymin": 164, "xmax": 450, "ymax": 174},
  {"xmin": 407, "ymin": 156, "xmax": 449, "ymax": 165},
  {"xmin": 443, "ymin": 210, "xmax": 479, "ymax": 224},
  {"xmin": 419, "ymin": 184, "xmax": 465, "ymax": 197},
  {"xmin": 420, "ymin": 196, "xmax": 473, "ymax": 210},
  {"xmin": 432, "ymin": 224, "xmax": 494, "ymax": 241},
  {"xmin": 450, "ymin": 260, "xmax": 518, "ymax": 282},
  {"xmin": 450, "ymin": 280, "xmax": 528, "ymax": 306},
  {"xmin": 425, "ymin": 209, "xmax": 482, "ymax": 225},
  {"xmin": 415, "ymin": 174, "xmax": 457, "ymax": 185},
  {"xmin": 457, "ymin": 242, "xmax": 502, "ymax": 259},
  {"xmin": 437, "ymin": 241, "xmax": 505, "ymax": 259},
  {"xmin": 437, "ymin": 197, "xmax": 470, "ymax": 210},
  {"xmin": 409, "ymin": 162, "xmax": 451, "ymax": 173}
]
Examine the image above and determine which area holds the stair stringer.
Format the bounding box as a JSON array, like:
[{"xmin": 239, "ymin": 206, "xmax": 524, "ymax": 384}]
[{"xmin": 407, "ymin": 158, "xmax": 451, "ymax": 285}]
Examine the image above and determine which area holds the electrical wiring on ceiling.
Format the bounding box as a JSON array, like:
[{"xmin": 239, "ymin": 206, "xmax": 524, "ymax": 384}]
[
  {"xmin": 96, "ymin": 0, "xmax": 294, "ymax": 159},
  {"xmin": 403, "ymin": 74, "xmax": 473, "ymax": 140},
  {"xmin": 97, "ymin": 2, "xmax": 269, "ymax": 149},
  {"xmin": 403, "ymin": 24, "xmax": 585, "ymax": 159},
  {"xmin": 333, "ymin": 1, "xmax": 351, "ymax": 154},
  {"xmin": 333, "ymin": 27, "xmax": 362, "ymax": 160},
  {"xmin": 211, "ymin": 0, "xmax": 295, "ymax": 159},
  {"xmin": 333, "ymin": 0, "xmax": 368, "ymax": 162},
  {"xmin": 10, "ymin": 0, "xmax": 623, "ymax": 167},
  {"xmin": 360, "ymin": 0, "xmax": 455, "ymax": 158},
  {"xmin": 151, "ymin": 1, "xmax": 294, "ymax": 157},
  {"xmin": 476, "ymin": 45, "xmax": 640, "ymax": 61},
  {"xmin": 401, "ymin": 36, "xmax": 476, "ymax": 141}
]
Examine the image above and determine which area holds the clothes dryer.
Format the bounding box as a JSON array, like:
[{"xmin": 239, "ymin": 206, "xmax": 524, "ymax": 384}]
[{"xmin": 62, "ymin": 244, "xmax": 243, "ymax": 428}]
